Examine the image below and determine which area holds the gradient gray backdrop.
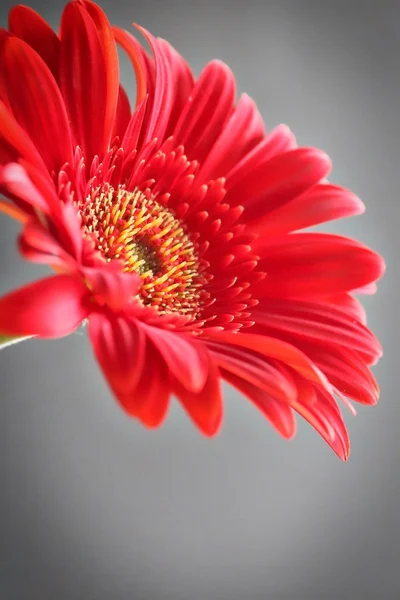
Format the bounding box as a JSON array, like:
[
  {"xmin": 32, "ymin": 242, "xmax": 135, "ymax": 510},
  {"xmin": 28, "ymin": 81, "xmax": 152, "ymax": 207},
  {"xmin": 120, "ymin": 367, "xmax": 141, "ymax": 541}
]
[{"xmin": 1, "ymin": 1, "xmax": 399, "ymax": 598}]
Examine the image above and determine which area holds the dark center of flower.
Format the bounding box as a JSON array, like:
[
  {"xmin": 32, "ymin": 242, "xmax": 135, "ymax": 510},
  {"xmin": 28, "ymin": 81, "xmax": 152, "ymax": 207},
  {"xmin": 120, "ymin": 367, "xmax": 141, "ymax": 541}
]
[{"xmin": 79, "ymin": 185, "xmax": 207, "ymax": 316}]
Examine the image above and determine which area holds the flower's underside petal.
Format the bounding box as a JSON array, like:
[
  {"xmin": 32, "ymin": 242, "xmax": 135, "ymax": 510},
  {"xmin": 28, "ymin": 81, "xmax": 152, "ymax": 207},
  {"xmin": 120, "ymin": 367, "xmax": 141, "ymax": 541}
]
[
  {"xmin": 0, "ymin": 35, "xmax": 73, "ymax": 173},
  {"xmin": 223, "ymin": 370, "xmax": 297, "ymax": 439},
  {"xmin": 306, "ymin": 345, "xmax": 379, "ymax": 405},
  {"xmin": 0, "ymin": 275, "xmax": 89, "ymax": 338},
  {"xmin": 255, "ymin": 233, "xmax": 385, "ymax": 298},
  {"xmin": 174, "ymin": 355, "xmax": 223, "ymax": 436},
  {"xmin": 60, "ymin": 0, "xmax": 119, "ymax": 161},
  {"xmin": 258, "ymin": 183, "xmax": 365, "ymax": 234},
  {"xmin": 206, "ymin": 332, "xmax": 349, "ymax": 459},
  {"xmin": 173, "ymin": 60, "xmax": 236, "ymax": 163},
  {"xmin": 292, "ymin": 386, "xmax": 350, "ymax": 461},
  {"xmin": 204, "ymin": 331, "xmax": 331, "ymax": 390},
  {"xmin": 143, "ymin": 325, "xmax": 209, "ymax": 393},
  {"xmin": 252, "ymin": 299, "xmax": 382, "ymax": 361},
  {"xmin": 196, "ymin": 93, "xmax": 265, "ymax": 184},
  {"xmin": 208, "ymin": 342, "xmax": 297, "ymax": 403},
  {"xmin": 8, "ymin": 5, "xmax": 61, "ymax": 80},
  {"xmin": 225, "ymin": 148, "xmax": 331, "ymax": 218}
]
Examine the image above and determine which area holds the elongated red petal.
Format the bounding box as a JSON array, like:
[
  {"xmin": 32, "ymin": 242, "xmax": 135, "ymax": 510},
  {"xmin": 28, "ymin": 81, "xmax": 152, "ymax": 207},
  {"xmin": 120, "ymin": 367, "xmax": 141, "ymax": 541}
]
[
  {"xmin": 89, "ymin": 313, "xmax": 146, "ymax": 398},
  {"xmin": 225, "ymin": 124, "xmax": 297, "ymax": 183},
  {"xmin": 0, "ymin": 35, "xmax": 73, "ymax": 173},
  {"xmin": 60, "ymin": 0, "xmax": 119, "ymax": 160},
  {"xmin": 173, "ymin": 60, "xmax": 236, "ymax": 162},
  {"xmin": 259, "ymin": 183, "xmax": 365, "ymax": 234},
  {"xmin": 208, "ymin": 342, "xmax": 297, "ymax": 403},
  {"xmin": 197, "ymin": 93, "xmax": 265, "ymax": 184},
  {"xmin": 0, "ymin": 275, "xmax": 89, "ymax": 338},
  {"xmin": 127, "ymin": 340, "xmax": 170, "ymax": 427},
  {"xmin": 255, "ymin": 233, "xmax": 385, "ymax": 298},
  {"xmin": 253, "ymin": 298, "xmax": 382, "ymax": 360},
  {"xmin": 8, "ymin": 5, "xmax": 60, "ymax": 79},
  {"xmin": 113, "ymin": 26, "xmax": 147, "ymax": 107},
  {"xmin": 112, "ymin": 85, "xmax": 131, "ymax": 141},
  {"xmin": 226, "ymin": 148, "xmax": 331, "ymax": 217},
  {"xmin": 81, "ymin": 0, "xmax": 119, "ymax": 151}
]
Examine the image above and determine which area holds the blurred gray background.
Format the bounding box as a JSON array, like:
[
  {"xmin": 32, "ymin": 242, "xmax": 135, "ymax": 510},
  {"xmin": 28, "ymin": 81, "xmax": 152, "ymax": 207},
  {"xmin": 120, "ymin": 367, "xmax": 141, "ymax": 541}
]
[{"xmin": 1, "ymin": 0, "xmax": 399, "ymax": 598}]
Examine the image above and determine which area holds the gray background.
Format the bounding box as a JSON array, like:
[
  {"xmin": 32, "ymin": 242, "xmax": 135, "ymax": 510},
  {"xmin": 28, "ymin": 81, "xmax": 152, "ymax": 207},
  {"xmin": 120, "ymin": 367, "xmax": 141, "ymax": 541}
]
[{"xmin": 1, "ymin": 0, "xmax": 399, "ymax": 598}]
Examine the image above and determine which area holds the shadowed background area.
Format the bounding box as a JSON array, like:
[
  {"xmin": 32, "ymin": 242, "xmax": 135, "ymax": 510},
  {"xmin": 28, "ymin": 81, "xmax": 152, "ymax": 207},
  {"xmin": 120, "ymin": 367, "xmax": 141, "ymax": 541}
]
[{"xmin": 1, "ymin": 0, "xmax": 399, "ymax": 598}]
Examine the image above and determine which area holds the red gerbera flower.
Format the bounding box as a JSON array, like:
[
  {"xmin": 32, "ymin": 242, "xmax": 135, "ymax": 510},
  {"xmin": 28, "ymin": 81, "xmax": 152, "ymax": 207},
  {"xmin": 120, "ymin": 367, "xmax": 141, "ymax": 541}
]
[{"xmin": 0, "ymin": 0, "xmax": 385, "ymax": 459}]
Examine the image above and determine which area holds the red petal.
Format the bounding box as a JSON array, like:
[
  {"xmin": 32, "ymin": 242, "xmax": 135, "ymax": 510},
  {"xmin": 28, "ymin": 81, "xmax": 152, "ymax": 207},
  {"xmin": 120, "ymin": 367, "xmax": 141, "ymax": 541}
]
[
  {"xmin": 128, "ymin": 340, "xmax": 170, "ymax": 427},
  {"xmin": 134, "ymin": 25, "xmax": 175, "ymax": 146},
  {"xmin": 8, "ymin": 5, "xmax": 60, "ymax": 80},
  {"xmin": 0, "ymin": 275, "xmax": 89, "ymax": 338},
  {"xmin": 204, "ymin": 330, "xmax": 331, "ymax": 390},
  {"xmin": 224, "ymin": 370, "xmax": 296, "ymax": 439},
  {"xmin": 112, "ymin": 85, "xmax": 131, "ymax": 141},
  {"xmin": 225, "ymin": 124, "xmax": 297, "ymax": 184},
  {"xmin": 208, "ymin": 342, "xmax": 297, "ymax": 403},
  {"xmin": 0, "ymin": 100, "xmax": 46, "ymax": 170},
  {"xmin": 89, "ymin": 313, "xmax": 145, "ymax": 398},
  {"xmin": 113, "ymin": 27, "xmax": 147, "ymax": 107},
  {"xmin": 143, "ymin": 325, "xmax": 208, "ymax": 393},
  {"xmin": 173, "ymin": 60, "xmax": 236, "ymax": 162},
  {"xmin": 255, "ymin": 233, "xmax": 385, "ymax": 298},
  {"xmin": 81, "ymin": 0, "xmax": 120, "ymax": 151},
  {"xmin": 293, "ymin": 387, "xmax": 350, "ymax": 461},
  {"xmin": 0, "ymin": 35, "xmax": 73, "ymax": 173},
  {"xmin": 225, "ymin": 148, "xmax": 331, "ymax": 217},
  {"xmin": 197, "ymin": 93, "xmax": 265, "ymax": 184},
  {"xmin": 174, "ymin": 356, "xmax": 223, "ymax": 436},
  {"xmin": 157, "ymin": 38, "xmax": 195, "ymax": 136},
  {"xmin": 253, "ymin": 298, "xmax": 381, "ymax": 360},
  {"xmin": 60, "ymin": 0, "xmax": 119, "ymax": 160},
  {"xmin": 259, "ymin": 183, "xmax": 365, "ymax": 234}
]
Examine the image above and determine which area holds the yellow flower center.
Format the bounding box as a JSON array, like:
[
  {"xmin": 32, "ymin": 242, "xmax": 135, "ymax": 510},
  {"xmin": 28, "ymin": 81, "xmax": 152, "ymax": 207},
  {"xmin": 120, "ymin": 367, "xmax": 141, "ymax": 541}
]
[{"xmin": 79, "ymin": 185, "xmax": 206, "ymax": 316}]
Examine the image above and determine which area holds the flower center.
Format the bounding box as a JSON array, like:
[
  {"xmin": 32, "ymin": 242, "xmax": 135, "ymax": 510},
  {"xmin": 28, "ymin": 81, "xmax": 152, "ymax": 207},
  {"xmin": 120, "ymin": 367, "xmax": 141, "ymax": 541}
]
[{"xmin": 79, "ymin": 185, "xmax": 207, "ymax": 316}]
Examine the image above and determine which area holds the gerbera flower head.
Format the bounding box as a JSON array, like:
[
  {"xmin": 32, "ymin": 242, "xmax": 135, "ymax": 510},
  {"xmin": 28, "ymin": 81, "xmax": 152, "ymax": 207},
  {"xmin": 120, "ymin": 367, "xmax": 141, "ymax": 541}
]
[{"xmin": 0, "ymin": 0, "xmax": 385, "ymax": 459}]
